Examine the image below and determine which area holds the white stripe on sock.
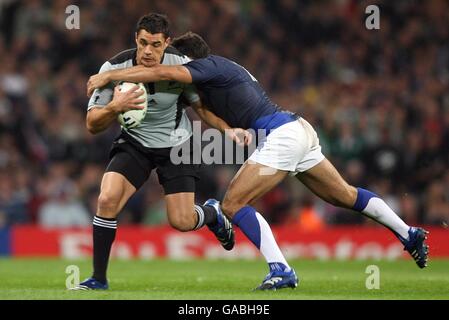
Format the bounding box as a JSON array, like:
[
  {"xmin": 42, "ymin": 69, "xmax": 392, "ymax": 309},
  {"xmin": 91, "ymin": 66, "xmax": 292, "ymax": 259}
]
[
  {"xmin": 93, "ymin": 222, "xmax": 117, "ymax": 229},
  {"xmin": 93, "ymin": 217, "xmax": 117, "ymax": 226},
  {"xmin": 93, "ymin": 219, "xmax": 116, "ymax": 226},
  {"xmin": 94, "ymin": 216, "xmax": 116, "ymax": 223},
  {"xmin": 93, "ymin": 222, "xmax": 117, "ymax": 228},
  {"xmin": 255, "ymin": 211, "xmax": 290, "ymax": 268},
  {"xmin": 93, "ymin": 218, "xmax": 117, "ymax": 229},
  {"xmin": 194, "ymin": 205, "xmax": 205, "ymax": 230}
]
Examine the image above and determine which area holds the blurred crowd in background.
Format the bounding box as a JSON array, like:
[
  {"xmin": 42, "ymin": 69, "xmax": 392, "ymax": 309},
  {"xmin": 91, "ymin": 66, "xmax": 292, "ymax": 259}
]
[{"xmin": 0, "ymin": 0, "xmax": 448, "ymax": 229}]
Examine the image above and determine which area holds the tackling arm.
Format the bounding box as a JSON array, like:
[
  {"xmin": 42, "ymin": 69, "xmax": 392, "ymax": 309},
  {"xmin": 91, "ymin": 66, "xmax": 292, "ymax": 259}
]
[
  {"xmin": 190, "ymin": 100, "xmax": 252, "ymax": 146},
  {"xmin": 190, "ymin": 100, "xmax": 230, "ymax": 133},
  {"xmin": 87, "ymin": 65, "xmax": 193, "ymax": 97}
]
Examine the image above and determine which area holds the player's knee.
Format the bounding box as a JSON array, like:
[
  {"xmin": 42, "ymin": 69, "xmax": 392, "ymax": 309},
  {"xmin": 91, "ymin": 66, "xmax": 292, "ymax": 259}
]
[
  {"xmin": 221, "ymin": 197, "xmax": 244, "ymax": 218},
  {"xmin": 97, "ymin": 192, "xmax": 121, "ymax": 217},
  {"xmin": 167, "ymin": 210, "xmax": 196, "ymax": 232}
]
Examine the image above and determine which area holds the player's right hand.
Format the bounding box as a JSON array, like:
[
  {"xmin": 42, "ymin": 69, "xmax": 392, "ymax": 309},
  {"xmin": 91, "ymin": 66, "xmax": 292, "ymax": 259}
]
[
  {"xmin": 87, "ymin": 72, "xmax": 111, "ymax": 97},
  {"xmin": 225, "ymin": 128, "xmax": 253, "ymax": 147},
  {"xmin": 109, "ymin": 85, "xmax": 145, "ymax": 114}
]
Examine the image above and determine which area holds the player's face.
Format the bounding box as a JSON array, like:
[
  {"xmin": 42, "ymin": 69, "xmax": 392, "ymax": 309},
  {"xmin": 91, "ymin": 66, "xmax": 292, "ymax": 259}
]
[{"xmin": 135, "ymin": 30, "xmax": 170, "ymax": 67}]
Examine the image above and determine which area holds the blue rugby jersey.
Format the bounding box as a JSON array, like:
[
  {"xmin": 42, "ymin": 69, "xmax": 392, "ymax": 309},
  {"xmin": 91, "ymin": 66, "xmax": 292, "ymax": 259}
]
[{"xmin": 184, "ymin": 55, "xmax": 298, "ymax": 132}]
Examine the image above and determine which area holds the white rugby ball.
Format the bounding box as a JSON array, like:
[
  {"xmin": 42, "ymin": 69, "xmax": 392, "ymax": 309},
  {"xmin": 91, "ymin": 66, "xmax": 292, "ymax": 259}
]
[{"xmin": 117, "ymin": 82, "xmax": 148, "ymax": 129}]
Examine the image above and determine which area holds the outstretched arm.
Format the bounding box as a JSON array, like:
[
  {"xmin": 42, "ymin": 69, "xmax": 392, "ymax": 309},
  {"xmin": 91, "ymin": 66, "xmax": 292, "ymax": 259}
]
[
  {"xmin": 87, "ymin": 65, "xmax": 192, "ymax": 96},
  {"xmin": 191, "ymin": 100, "xmax": 230, "ymax": 133},
  {"xmin": 190, "ymin": 100, "xmax": 252, "ymax": 146}
]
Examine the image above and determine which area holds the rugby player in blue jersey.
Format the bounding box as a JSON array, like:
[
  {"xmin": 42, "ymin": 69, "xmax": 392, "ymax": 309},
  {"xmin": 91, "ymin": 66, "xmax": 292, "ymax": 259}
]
[{"xmin": 87, "ymin": 32, "xmax": 429, "ymax": 290}]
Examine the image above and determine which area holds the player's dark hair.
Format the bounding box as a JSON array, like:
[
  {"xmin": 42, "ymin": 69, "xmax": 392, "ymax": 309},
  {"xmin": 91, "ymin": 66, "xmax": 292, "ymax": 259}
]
[
  {"xmin": 136, "ymin": 13, "xmax": 171, "ymax": 38},
  {"xmin": 172, "ymin": 32, "xmax": 210, "ymax": 59}
]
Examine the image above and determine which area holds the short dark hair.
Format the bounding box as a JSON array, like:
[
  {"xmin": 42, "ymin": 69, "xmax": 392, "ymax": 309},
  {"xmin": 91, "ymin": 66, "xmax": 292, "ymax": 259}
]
[
  {"xmin": 136, "ymin": 13, "xmax": 171, "ymax": 38},
  {"xmin": 171, "ymin": 32, "xmax": 210, "ymax": 59}
]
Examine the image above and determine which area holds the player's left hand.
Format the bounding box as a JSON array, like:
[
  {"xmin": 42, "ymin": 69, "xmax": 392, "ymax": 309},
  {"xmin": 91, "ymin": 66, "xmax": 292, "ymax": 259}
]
[
  {"xmin": 225, "ymin": 128, "xmax": 253, "ymax": 147},
  {"xmin": 87, "ymin": 72, "xmax": 111, "ymax": 97}
]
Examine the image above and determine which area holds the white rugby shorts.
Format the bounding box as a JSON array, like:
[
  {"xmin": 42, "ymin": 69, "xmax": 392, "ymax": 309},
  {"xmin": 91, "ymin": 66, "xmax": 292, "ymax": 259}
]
[{"xmin": 248, "ymin": 117, "xmax": 325, "ymax": 174}]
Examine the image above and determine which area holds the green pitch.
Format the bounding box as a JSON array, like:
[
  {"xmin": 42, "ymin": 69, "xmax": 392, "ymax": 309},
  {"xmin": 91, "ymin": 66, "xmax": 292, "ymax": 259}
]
[{"xmin": 0, "ymin": 258, "xmax": 448, "ymax": 299}]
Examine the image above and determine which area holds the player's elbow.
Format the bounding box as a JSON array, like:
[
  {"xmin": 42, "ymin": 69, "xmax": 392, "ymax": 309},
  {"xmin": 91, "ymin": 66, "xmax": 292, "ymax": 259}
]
[
  {"xmin": 86, "ymin": 122, "xmax": 99, "ymax": 135},
  {"xmin": 86, "ymin": 116, "xmax": 101, "ymax": 135}
]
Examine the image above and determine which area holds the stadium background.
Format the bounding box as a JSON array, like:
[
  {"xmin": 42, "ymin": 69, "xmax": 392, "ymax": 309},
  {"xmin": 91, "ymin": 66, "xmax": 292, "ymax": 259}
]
[{"xmin": 0, "ymin": 0, "xmax": 448, "ymax": 260}]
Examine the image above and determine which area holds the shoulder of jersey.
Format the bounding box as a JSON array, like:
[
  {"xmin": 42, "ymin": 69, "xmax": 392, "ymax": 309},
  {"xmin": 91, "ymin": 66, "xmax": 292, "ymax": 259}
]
[
  {"xmin": 108, "ymin": 48, "xmax": 137, "ymax": 65},
  {"xmin": 163, "ymin": 46, "xmax": 191, "ymax": 65}
]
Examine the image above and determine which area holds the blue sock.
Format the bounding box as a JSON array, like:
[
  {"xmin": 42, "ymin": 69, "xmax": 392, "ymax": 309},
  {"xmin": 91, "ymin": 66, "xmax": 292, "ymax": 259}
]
[
  {"xmin": 232, "ymin": 205, "xmax": 290, "ymax": 271},
  {"xmin": 232, "ymin": 206, "xmax": 261, "ymax": 248},
  {"xmin": 352, "ymin": 188, "xmax": 377, "ymax": 212}
]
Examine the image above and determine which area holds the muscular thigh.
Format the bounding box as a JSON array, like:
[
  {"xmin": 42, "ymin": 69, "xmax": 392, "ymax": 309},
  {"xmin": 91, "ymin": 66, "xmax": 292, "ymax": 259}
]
[
  {"xmin": 165, "ymin": 192, "xmax": 195, "ymax": 216},
  {"xmin": 222, "ymin": 160, "xmax": 288, "ymax": 216},
  {"xmin": 165, "ymin": 192, "xmax": 196, "ymax": 230},
  {"xmin": 98, "ymin": 171, "xmax": 137, "ymax": 217},
  {"xmin": 295, "ymin": 158, "xmax": 356, "ymax": 208},
  {"xmin": 106, "ymin": 148, "xmax": 152, "ymax": 190},
  {"xmin": 99, "ymin": 149, "xmax": 151, "ymax": 217}
]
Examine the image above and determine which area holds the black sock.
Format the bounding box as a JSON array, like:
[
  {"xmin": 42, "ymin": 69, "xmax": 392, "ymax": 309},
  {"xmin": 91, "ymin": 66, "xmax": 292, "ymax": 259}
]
[
  {"xmin": 92, "ymin": 216, "xmax": 117, "ymax": 284},
  {"xmin": 194, "ymin": 205, "xmax": 218, "ymax": 230}
]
